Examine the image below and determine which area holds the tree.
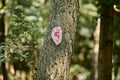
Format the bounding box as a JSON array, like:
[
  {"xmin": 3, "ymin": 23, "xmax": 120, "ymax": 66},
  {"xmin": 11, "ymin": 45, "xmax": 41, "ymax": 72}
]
[
  {"xmin": 35, "ymin": 0, "xmax": 79, "ymax": 80},
  {"xmin": 0, "ymin": 0, "xmax": 8, "ymax": 80},
  {"xmin": 98, "ymin": 1, "xmax": 113, "ymax": 80}
]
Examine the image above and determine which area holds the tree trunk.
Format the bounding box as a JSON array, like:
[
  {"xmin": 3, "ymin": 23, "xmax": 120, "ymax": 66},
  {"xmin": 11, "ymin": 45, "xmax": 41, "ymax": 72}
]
[
  {"xmin": 35, "ymin": 0, "xmax": 79, "ymax": 80},
  {"xmin": 0, "ymin": 0, "xmax": 8, "ymax": 80},
  {"xmin": 98, "ymin": 1, "xmax": 113, "ymax": 80},
  {"xmin": 90, "ymin": 18, "xmax": 100, "ymax": 80}
]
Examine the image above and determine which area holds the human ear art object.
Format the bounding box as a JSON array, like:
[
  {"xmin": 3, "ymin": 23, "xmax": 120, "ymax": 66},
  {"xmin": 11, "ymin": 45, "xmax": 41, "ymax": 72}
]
[{"xmin": 51, "ymin": 26, "xmax": 62, "ymax": 45}]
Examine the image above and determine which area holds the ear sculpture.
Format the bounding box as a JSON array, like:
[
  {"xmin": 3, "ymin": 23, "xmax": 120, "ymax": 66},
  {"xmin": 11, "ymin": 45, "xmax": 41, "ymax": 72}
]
[{"xmin": 51, "ymin": 26, "xmax": 62, "ymax": 45}]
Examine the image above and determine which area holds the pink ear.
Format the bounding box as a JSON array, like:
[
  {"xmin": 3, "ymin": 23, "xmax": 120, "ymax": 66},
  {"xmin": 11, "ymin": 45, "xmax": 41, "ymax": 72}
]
[{"xmin": 51, "ymin": 26, "xmax": 62, "ymax": 45}]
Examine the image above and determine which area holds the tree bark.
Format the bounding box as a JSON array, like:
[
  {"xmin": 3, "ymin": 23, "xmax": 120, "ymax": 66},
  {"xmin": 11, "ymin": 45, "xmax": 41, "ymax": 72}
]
[
  {"xmin": 98, "ymin": 1, "xmax": 113, "ymax": 80},
  {"xmin": 35, "ymin": 0, "xmax": 79, "ymax": 80}
]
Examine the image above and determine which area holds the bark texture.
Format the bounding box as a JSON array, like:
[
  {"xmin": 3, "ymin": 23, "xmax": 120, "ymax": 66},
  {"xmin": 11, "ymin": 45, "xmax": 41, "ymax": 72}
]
[
  {"xmin": 35, "ymin": 0, "xmax": 79, "ymax": 80},
  {"xmin": 98, "ymin": 1, "xmax": 113, "ymax": 80}
]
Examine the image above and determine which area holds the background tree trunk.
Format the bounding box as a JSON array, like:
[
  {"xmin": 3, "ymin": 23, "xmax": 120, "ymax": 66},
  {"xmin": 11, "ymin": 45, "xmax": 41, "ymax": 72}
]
[
  {"xmin": 98, "ymin": 1, "xmax": 113, "ymax": 80},
  {"xmin": 0, "ymin": 0, "xmax": 8, "ymax": 80},
  {"xmin": 90, "ymin": 18, "xmax": 100, "ymax": 80},
  {"xmin": 35, "ymin": 0, "xmax": 79, "ymax": 80}
]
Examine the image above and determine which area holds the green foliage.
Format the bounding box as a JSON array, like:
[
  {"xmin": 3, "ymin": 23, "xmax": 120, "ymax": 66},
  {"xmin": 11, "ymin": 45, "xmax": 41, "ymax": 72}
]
[
  {"xmin": 97, "ymin": 0, "xmax": 113, "ymax": 6},
  {"xmin": 69, "ymin": 64, "xmax": 90, "ymax": 80},
  {"xmin": 114, "ymin": 0, "xmax": 120, "ymax": 6},
  {"xmin": 0, "ymin": 0, "xmax": 50, "ymax": 71},
  {"xmin": 5, "ymin": 14, "xmax": 41, "ymax": 62},
  {"xmin": 112, "ymin": 9, "xmax": 120, "ymax": 79},
  {"xmin": 70, "ymin": 0, "xmax": 97, "ymax": 79}
]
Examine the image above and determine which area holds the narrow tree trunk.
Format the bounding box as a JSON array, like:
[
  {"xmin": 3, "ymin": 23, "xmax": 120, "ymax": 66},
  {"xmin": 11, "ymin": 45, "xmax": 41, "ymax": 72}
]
[
  {"xmin": 90, "ymin": 18, "xmax": 100, "ymax": 80},
  {"xmin": 35, "ymin": 0, "xmax": 79, "ymax": 80},
  {"xmin": 0, "ymin": 0, "xmax": 8, "ymax": 80},
  {"xmin": 98, "ymin": 1, "xmax": 113, "ymax": 80}
]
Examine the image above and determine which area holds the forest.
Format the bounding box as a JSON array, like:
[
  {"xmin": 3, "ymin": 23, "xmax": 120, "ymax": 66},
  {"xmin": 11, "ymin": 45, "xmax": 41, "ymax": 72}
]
[{"xmin": 0, "ymin": 0, "xmax": 120, "ymax": 80}]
